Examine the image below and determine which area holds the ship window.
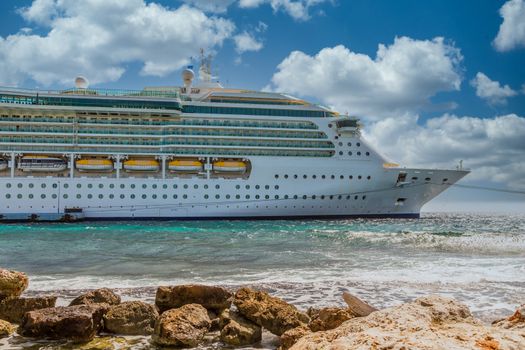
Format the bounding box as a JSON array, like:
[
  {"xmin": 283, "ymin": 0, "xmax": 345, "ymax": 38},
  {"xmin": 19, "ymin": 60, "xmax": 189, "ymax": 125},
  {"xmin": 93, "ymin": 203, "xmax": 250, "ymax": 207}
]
[
  {"xmin": 29, "ymin": 183, "xmax": 34, "ymax": 188},
  {"xmin": 275, "ymin": 185, "xmax": 279, "ymax": 189},
  {"xmin": 358, "ymin": 175, "xmax": 362, "ymax": 179},
  {"xmin": 294, "ymin": 175, "xmax": 298, "ymax": 179},
  {"xmin": 443, "ymin": 178, "xmax": 448, "ymax": 182},
  {"xmin": 98, "ymin": 184, "xmax": 103, "ymax": 189},
  {"xmin": 340, "ymin": 175, "xmax": 344, "ymax": 179},
  {"xmin": 275, "ymin": 195, "xmax": 279, "ymax": 199},
  {"xmin": 204, "ymin": 185, "xmax": 209, "ymax": 189},
  {"xmin": 6, "ymin": 183, "xmax": 11, "ymax": 188},
  {"xmin": 29, "ymin": 194, "xmax": 34, "ymax": 199},
  {"xmin": 98, "ymin": 194, "xmax": 103, "ymax": 199},
  {"xmin": 194, "ymin": 185, "xmax": 198, "ymax": 189},
  {"xmin": 303, "ymin": 195, "xmax": 307, "ymax": 199},
  {"xmin": 284, "ymin": 175, "xmax": 289, "ymax": 179},
  {"xmin": 173, "ymin": 184, "xmax": 178, "ymax": 189},
  {"xmin": 331, "ymin": 175, "xmax": 335, "ymax": 179},
  {"xmin": 339, "ymin": 151, "xmax": 343, "ymax": 155},
  {"xmin": 41, "ymin": 194, "xmax": 46, "ymax": 199},
  {"xmin": 87, "ymin": 184, "xmax": 92, "ymax": 189},
  {"xmin": 204, "ymin": 194, "xmax": 209, "ymax": 199},
  {"xmin": 120, "ymin": 184, "xmax": 125, "ymax": 188},
  {"xmin": 141, "ymin": 194, "xmax": 147, "ymax": 199},
  {"xmin": 236, "ymin": 194, "xmax": 240, "ymax": 199},
  {"xmin": 312, "ymin": 195, "xmax": 316, "ymax": 199},
  {"xmin": 411, "ymin": 177, "xmax": 418, "ymax": 181},
  {"xmin": 152, "ymin": 194, "xmax": 157, "ymax": 199},
  {"xmin": 255, "ymin": 185, "xmax": 260, "ymax": 189},
  {"xmin": 215, "ymin": 195, "xmax": 220, "ymax": 199},
  {"xmin": 173, "ymin": 194, "xmax": 178, "ymax": 199},
  {"xmin": 53, "ymin": 184, "xmax": 58, "ymax": 189},
  {"xmin": 362, "ymin": 195, "xmax": 366, "ymax": 200},
  {"xmin": 265, "ymin": 185, "xmax": 270, "ymax": 189},
  {"xmin": 246, "ymin": 195, "xmax": 250, "ymax": 199},
  {"xmin": 357, "ymin": 152, "xmax": 361, "ymax": 156},
  {"xmin": 275, "ymin": 175, "xmax": 279, "ymax": 179},
  {"xmin": 77, "ymin": 194, "xmax": 82, "ymax": 199},
  {"xmin": 63, "ymin": 194, "xmax": 68, "ymax": 199},
  {"xmin": 131, "ymin": 184, "xmax": 136, "ymax": 189},
  {"xmin": 303, "ymin": 175, "xmax": 307, "ymax": 179},
  {"xmin": 321, "ymin": 195, "xmax": 325, "ymax": 200},
  {"xmin": 88, "ymin": 194, "xmax": 93, "ymax": 199},
  {"xmin": 265, "ymin": 195, "xmax": 270, "ymax": 199},
  {"xmin": 42, "ymin": 184, "xmax": 47, "ymax": 188},
  {"xmin": 236, "ymin": 185, "xmax": 240, "ymax": 189},
  {"xmin": 313, "ymin": 175, "xmax": 317, "ymax": 179},
  {"xmin": 245, "ymin": 185, "xmax": 250, "ymax": 189},
  {"xmin": 183, "ymin": 194, "xmax": 188, "ymax": 199},
  {"xmin": 348, "ymin": 151, "xmax": 352, "ymax": 155},
  {"xmin": 322, "ymin": 175, "xmax": 326, "ymax": 179},
  {"xmin": 120, "ymin": 194, "xmax": 124, "ymax": 199},
  {"xmin": 17, "ymin": 183, "xmax": 22, "ymax": 188},
  {"xmin": 256, "ymin": 195, "xmax": 260, "ymax": 199},
  {"xmin": 183, "ymin": 184, "xmax": 188, "ymax": 189},
  {"xmin": 354, "ymin": 195, "xmax": 358, "ymax": 200},
  {"xmin": 64, "ymin": 184, "xmax": 69, "ymax": 189},
  {"xmin": 152, "ymin": 184, "xmax": 157, "ymax": 189},
  {"xmin": 425, "ymin": 177, "xmax": 431, "ymax": 181},
  {"xmin": 52, "ymin": 194, "xmax": 57, "ymax": 199},
  {"xmin": 367, "ymin": 176, "xmax": 371, "ymax": 180},
  {"xmin": 226, "ymin": 194, "xmax": 231, "ymax": 199},
  {"xmin": 215, "ymin": 185, "xmax": 220, "ymax": 189},
  {"xmin": 347, "ymin": 142, "xmax": 352, "ymax": 146},
  {"xmin": 163, "ymin": 194, "xmax": 167, "ymax": 199},
  {"xmin": 130, "ymin": 194, "xmax": 135, "ymax": 199},
  {"xmin": 357, "ymin": 142, "xmax": 361, "ymax": 147},
  {"xmin": 366, "ymin": 152, "xmax": 370, "ymax": 156},
  {"xmin": 17, "ymin": 194, "xmax": 22, "ymax": 199}
]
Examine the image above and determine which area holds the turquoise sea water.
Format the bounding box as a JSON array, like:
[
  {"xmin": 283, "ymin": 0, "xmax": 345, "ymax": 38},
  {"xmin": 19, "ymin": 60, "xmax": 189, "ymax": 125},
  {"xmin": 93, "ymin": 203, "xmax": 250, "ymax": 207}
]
[{"xmin": 0, "ymin": 212, "xmax": 524, "ymax": 322}]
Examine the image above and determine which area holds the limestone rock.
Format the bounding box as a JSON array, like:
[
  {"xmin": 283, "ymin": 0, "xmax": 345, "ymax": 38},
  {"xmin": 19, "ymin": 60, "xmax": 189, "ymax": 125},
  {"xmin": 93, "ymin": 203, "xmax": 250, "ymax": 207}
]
[
  {"xmin": 234, "ymin": 287, "xmax": 309, "ymax": 336},
  {"xmin": 155, "ymin": 285, "xmax": 232, "ymax": 313},
  {"xmin": 19, "ymin": 304, "xmax": 109, "ymax": 343},
  {"xmin": 307, "ymin": 306, "xmax": 354, "ymax": 332},
  {"xmin": 0, "ymin": 319, "xmax": 15, "ymax": 338},
  {"xmin": 219, "ymin": 309, "xmax": 262, "ymax": 346},
  {"xmin": 152, "ymin": 303, "xmax": 211, "ymax": 347},
  {"xmin": 69, "ymin": 288, "xmax": 121, "ymax": 306},
  {"xmin": 290, "ymin": 295, "xmax": 525, "ymax": 350},
  {"xmin": 103, "ymin": 301, "xmax": 158, "ymax": 335},
  {"xmin": 342, "ymin": 291, "xmax": 378, "ymax": 317},
  {"xmin": 279, "ymin": 325, "xmax": 311, "ymax": 350},
  {"xmin": 493, "ymin": 304, "xmax": 525, "ymax": 330},
  {"xmin": 0, "ymin": 296, "xmax": 57, "ymax": 323},
  {"xmin": 0, "ymin": 269, "xmax": 29, "ymax": 300}
]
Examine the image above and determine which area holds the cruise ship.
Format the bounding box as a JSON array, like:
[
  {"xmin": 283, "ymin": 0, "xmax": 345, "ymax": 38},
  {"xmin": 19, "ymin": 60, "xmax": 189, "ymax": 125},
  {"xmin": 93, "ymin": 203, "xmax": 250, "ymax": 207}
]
[{"xmin": 0, "ymin": 59, "xmax": 469, "ymax": 221}]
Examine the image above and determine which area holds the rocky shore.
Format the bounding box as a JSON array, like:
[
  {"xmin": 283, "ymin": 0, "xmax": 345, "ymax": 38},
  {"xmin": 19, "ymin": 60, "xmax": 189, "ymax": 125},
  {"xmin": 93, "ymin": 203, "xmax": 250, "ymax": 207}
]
[{"xmin": 0, "ymin": 267, "xmax": 524, "ymax": 349}]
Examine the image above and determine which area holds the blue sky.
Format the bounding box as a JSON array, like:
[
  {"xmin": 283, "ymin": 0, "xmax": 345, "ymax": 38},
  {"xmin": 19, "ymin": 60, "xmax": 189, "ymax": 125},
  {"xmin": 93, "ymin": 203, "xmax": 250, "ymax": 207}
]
[{"xmin": 0, "ymin": 0, "xmax": 524, "ymax": 211}]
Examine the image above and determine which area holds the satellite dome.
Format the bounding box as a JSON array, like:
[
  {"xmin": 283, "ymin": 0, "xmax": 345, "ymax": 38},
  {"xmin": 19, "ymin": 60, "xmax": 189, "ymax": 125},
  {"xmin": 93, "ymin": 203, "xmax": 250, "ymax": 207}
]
[
  {"xmin": 75, "ymin": 76, "xmax": 89, "ymax": 89},
  {"xmin": 182, "ymin": 67, "xmax": 195, "ymax": 86}
]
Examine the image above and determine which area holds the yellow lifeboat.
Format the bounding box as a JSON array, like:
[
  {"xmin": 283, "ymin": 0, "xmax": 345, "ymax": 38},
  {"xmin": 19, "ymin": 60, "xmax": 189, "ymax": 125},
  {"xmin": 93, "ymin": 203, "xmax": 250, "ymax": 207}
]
[
  {"xmin": 168, "ymin": 159, "xmax": 203, "ymax": 172},
  {"xmin": 123, "ymin": 159, "xmax": 159, "ymax": 172},
  {"xmin": 213, "ymin": 160, "xmax": 247, "ymax": 173},
  {"xmin": 0, "ymin": 158, "xmax": 7, "ymax": 171},
  {"xmin": 76, "ymin": 159, "xmax": 113, "ymax": 172},
  {"xmin": 18, "ymin": 155, "xmax": 67, "ymax": 172}
]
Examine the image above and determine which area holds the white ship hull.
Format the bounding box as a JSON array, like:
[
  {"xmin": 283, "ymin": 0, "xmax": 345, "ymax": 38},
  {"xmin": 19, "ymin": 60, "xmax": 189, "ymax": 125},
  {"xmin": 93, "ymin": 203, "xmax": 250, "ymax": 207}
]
[{"xmin": 0, "ymin": 155, "xmax": 468, "ymax": 221}]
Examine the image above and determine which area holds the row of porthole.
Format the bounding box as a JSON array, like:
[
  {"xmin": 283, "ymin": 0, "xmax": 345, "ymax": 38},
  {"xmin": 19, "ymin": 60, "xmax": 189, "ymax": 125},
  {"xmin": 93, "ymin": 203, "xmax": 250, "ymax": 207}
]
[
  {"xmin": 339, "ymin": 151, "xmax": 370, "ymax": 156},
  {"xmin": 276, "ymin": 174, "xmax": 371, "ymax": 180},
  {"xmin": 2, "ymin": 183, "xmax": 283, "ymax": 190},
  {"xmin": 4, "ymin": 193, "xmax": 367, "ymax": 201},
  {"xmin": 338, "ymin": 142, "xmax": 361, "ymax": 147}
]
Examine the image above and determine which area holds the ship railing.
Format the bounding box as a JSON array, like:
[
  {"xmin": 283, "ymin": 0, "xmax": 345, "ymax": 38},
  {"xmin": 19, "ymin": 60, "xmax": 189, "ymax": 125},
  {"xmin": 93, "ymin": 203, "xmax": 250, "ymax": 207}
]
[{"xmin": 0, "ymin": 86, "xmax": 181, "ymax": 99}]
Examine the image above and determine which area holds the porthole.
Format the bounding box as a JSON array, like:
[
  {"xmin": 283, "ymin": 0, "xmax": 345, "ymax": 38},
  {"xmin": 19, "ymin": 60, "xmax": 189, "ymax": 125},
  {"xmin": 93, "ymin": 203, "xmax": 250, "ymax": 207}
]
[
  {"xmin": 109, "ymin": 194, "xmax": 114, "ymax": 199},
  {"xmin": 236, "ymin": 194, "xmax": 240, "ymax": 199},
  {"xmin": 17, "ymin": 183, "xmax": 22, "ymax": 188},
  {"xmin": 152, "ymin": 184, "xmax": 157, "ymax": 189},
  {"xmin": 120, "ymin": 184, "xmax": 125, "ymax": 189},
  {"xmin": 245, "ymin": 185, "xmax": 250, "ymax": 189},
  {"xmin": 367, "ymin": 176, "xmax": 371, "ymax": 180},
  {"xmin": 340, "ymin": 175, "xmax": 344, "ymax": 179},
  {"xmin": 52, "ymin": 194, "xmax": 57, "ymax": 199},
  {"xmin": 77, "ymin": 194, "xmax": 82, "ymax": 199},
  {"xmin": 183, "ymin": 194, "xmax": 188, "ymax": 199},
  {"xmin": 28, "ymin": 194, "xmax": 34, "ymax": 199},
  {"xmin": 42, "ymin": 184, "xmax": 47, "ymax": 189},
  {"xmin": 255, "ymin": 195, "xmax": 260, "ymax": 199},
  {"xmin": 64, "ymin": 183, "xmax": 69, "ymax": 189},
  {"xmin": 362, "ymin": 195, "xmax": 366, "ymax": 200},
  {"xmin": 312, "ymin": 195, "xmax": 316, "ymax": 199},
  {"xmin": 109, "ymin": 184, "xmax": 114, "ymax": 189},
  {"xmin": 313, "ymin": 175, "xmax": 317, "ymax": 179},
  {"xmin": 163, "ymin": 184, "xmax": 168, "ymax": 189},
  {"xmin": 215, "ymin": 185, "xmax": 220, "ymax": 189},
  {"xmin": 322, "ymin": 175, "xmax": 326, "ymax": 179},
  {"xmin": 6, "ymin": 183, "xmax": 11, "ymax": 188},
  {"xmin": 29, "ymin": 183, "xmax": 34, "ymax": 188},
  {"xmin": 88, "ymin": 194, "xmax": 93, "ymax": 199},
  {"xmin": 245, "ymin": 195, "xmax": 250, "ymax": 199},
  {"xmin": 349, "ymin": 175, "xmax": 353, "ymax": 179},
  {"xmin": 348, "ymin": 151, "xmax": 352, "ymax": 156},
  {"xmin": 63, "ymin": 194, "xmax": 68, "ymax": 199},
  {"xmin": 53, "ymin": 183, "xmax": 58, "ymax": 189},
  {"xmin": 321, "ymin": 195, "xmax": 325, "ymax": 200},
  {"xmin": 215, "ymin": 194, "xmax": 220, "ymax": 199},
  {"xmin": 120, "ymin": 194, "xmax": 124, "ymax": 199},
  {"xmin": 293, "ymin": 195, "xmax": 298, "ymax": 199},
  {"xmin": 425, "ymin": 177, "xmax": 431, "ymax": 181},
  {"xmin": 338, "ymin": 142, "xmax": 343, "ymax": 146},
  {"xmin": 347, "ymin": 142, "xmax": 352, "ymax": 146},
  {"xmin": 183, "ymin": 184, "xmax": 188, "ymax": 189},
  {"xmin": 331, "ymin": 175, "xmax": 335, "ymax": 179},
  {"xmin": 88, "ymin": 184, "xmax": 93, "ymax": 189},
  {"xmin": 163, "ymin": 194, "xmax": 167, "ymax": 199},
  {"xmin": 357, "ymin": 151, "xmax": 361, "ymax": 156},
  {"xmin": 357, "ymin": 142, "xmax": 361, "ymax": 147},
  {"xmin": 194, "ymin": 184, "xmax": 198, "ymax": 189},
  {"xmin": 173, "ymin": 184, "xmax": 178, "ymax": 189},
  {"xmin": 131, "ymin": 184, "xmax": 136, "ymax": 189},
  {"xmin": 236, "ymin": 185, "xmax": 240, "ymax": 189},
  {"xmin": 366, "ymin": 152, "xmax": 370, "ymax": 156},
  {"xmin": 130, "ymin": 194, "xmax": 135, "ymax": 199},
  {"xmin": 99, "ymin": 184, "xmax": 104, "ymax": 189},
  {"xmin": 17, "ymin": 194, "xmax": 22, "ymax": 199},
  {"xmin": 302, "ymin": 195, "xmax": 307, "ymax": 199},
  {"xmin": 275, "ymin": 174, "xmax": 279, "ymax": 179},
  {"xmin": 358, "ymin": 175, "xmax": 362, "ymax": 179},
  {"xmin": 173, "ymin": 194, "xmax": 178, "ymax": 199},
  {"xmin": 98, "ymin": 194, "xmax": 103, "ymax": 199},
  {"xmin": 204, "ymin": 184, "xmax": 208, "ymax": 189},
  {"xmin": 354, "ymin": 195, "xmax": 358, "ymax": 200},
  {"xmin": 255, "ymin": 185, "xmax": 260, "ymax": 189},
  {"xmin": 41, "ymin": 194, "xmax": 46, "ymax": 199},
  {"xmin": 275, "ymin": 185, "xmax": 279, "ymax": 189},
  {"xmin": 265, "ymin": 185, "xmax": 270, "ymax": 189},
  {"xmin": 284, "ymin": 175, "xmax": 289, "ymax": 179},
  {"xmin": 443, "ymin": 178, "xmax": 449, "ymax": 182},
  {"xmin": 204, "ymin": 194, "xmax": 209, "ymax": 199},
  {"xmin": 275, "ymin": 195, "xmax": 279, "ymax": 199},
  {"xmin": 226, "ymin": 194, "xmax": 231, "ymax": 199},
  {"xmin": 152, "ymin": 194, "xmax": 157, "ymax": 199},
  {"xmin": 294, "ymin": 175, "xmax": 298, "ymax": 179},
  {"xmin": 77, "ymin": 184, "xmax": 82, "ymax": 188},
  {"xmin": 303, "ymin": 175, "xmax": 307, "ymax": 179},
  {"xmin": 339, "ymin": 151, "xmax": 343, "ymax": 155},
  {"xmin": 265, "ymin": 195, "xmax": 270, "ymax": 199}
]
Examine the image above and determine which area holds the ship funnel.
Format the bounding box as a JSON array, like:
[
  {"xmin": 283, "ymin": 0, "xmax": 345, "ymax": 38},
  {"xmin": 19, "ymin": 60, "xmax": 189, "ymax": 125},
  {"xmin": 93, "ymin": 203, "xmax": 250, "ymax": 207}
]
[{"xmin": 75, "ymin": 76, "xmax": 89, "ymax": 89}]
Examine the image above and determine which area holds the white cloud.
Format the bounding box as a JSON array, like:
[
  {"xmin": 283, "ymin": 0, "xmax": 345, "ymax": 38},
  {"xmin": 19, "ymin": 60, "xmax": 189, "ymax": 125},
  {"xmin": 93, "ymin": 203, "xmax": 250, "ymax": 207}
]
[
  {"xmin": 233, "ymin": 31, "xmax": 263, "ymax": 54},
  {"xmin": 493, "ymin": 0, "xmax": 525, "ymax": 52},
  {"xmin": 0, "ymin": 0, "xmax": 235, "ymax": 86},
  {"xmin": 364, "ymin": 113, "xmax": 525, "ymax": 188},
  {"xmin": 268, "ymin": 37, "xmax": 463, "ymax": 119},
  {"xmin": 238, "ymin": 0, "xmax": 329, "ymax": 21},
  {"xmin": 181, "ymin": 0, "xmax": 236, "ymax": 13},
  {"xmin": 470, "ymin": 72, "xmax": 518, "ymax": 105}
]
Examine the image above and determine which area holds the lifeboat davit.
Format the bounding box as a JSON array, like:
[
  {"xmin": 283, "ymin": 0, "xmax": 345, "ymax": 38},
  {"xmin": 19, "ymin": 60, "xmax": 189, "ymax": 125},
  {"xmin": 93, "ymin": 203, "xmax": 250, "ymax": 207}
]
[
  {"xmin": 123, "ymin": 159, "xmax": 160, "ymax": 172},
  {"xmin": 168, "ymin": 159, "xmax": 203, "ymax": 172},
  {"xmin": 18, "ymin": 156, "xmax": 67, "ymax": 172},
  {"xmin": 213, "ymin": 160, "xmax": 247, "ymax": 173},
  {"xmin": 0, "ymin": 159, "xmax": 7, "ymax": 171},
  {"xmin": 76, "ymin": 159, "xmax": 113, "ymax": 171}
]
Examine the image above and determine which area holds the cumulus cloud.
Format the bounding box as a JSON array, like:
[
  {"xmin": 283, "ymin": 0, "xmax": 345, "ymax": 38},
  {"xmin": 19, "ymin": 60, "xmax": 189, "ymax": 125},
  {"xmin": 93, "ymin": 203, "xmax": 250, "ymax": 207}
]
[
  {"xmin": 233, "ymin": 31, "xmax": 264, "ymax": 54},
  {"xmin": 268, "ymin": 37, "xmax": 463, "ymax": 119},
  {"xmin": 364, "ymin": 113, "xmax": 525, "ymax": 188},
  {"xmin": 182, "ymin": 0, "xmax": 236, "ymax": 13},
  {"xmin": 238, "ymin": 0, "xmax": 329, "ymax": 21},
  {"xmin": 493, "ymin": 0, "xmax": 525, "ymax": 52},
  {"xmin": 1, "ymin": 0, "xmax": 235, "ymax": 86},
  {"xmin": 470, "ymin": 72, "xmax": 518, "ymax": 105}
]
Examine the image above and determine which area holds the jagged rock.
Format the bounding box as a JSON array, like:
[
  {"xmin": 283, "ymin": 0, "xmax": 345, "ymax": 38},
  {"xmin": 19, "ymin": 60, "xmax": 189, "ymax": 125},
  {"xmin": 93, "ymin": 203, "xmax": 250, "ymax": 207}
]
[
  {"xmin": 307, "ymin": 306, "xmax": 354, "ymax": 332},
  {"xmin": 493, "ymin": 304, "xmax": 525, "ymax": 330},
  {"xmin": 233, "ymin": 287, "xmax": 309, "ymax": 336},
  {"xmin": 19, "ymin": 304, "xmax": 109, "ymax": 343},
  {"xmin": 279, "ymin": 325, "xmax": 311, "ymax": 350},
  {"xmin": 0, "ymin": 296, "xmax": 57, "ymax": 323},
  {"xmin": 155, "ymin": 285, "xmax": 232, "ymax": 313},
  {"xmin": 152, "ymin": 303, "xmax": 211, "ymax": 347},
  {"xmin": 291, "ymin": 295, "xmax": 525, "ymax": 350},
  {"xmin": 103, "ymin": 301, "xmax": 159, "ymax": 335},
  {"xmin": 69, "ymin": 288, "xmax": 121, "ymax": 306},
  {"xmin": 0, "ymin": 269, "xmax": 29, "ymax": 300},
  {"xmin": 0, "ymin": 319, "xmax": 15, "ymax": 338},
  {"xmin": 219, "ymin": 309, "xmax": 262, "ymax": 346},
  {"xmin": 342, "ymin": 291, "xmax": 378, "ymax": 317}
]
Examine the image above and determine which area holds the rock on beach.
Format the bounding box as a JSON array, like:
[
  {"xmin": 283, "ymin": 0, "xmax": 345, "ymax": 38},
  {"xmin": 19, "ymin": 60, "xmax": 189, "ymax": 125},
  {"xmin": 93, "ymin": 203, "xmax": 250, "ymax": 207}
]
[
  {"xmin": 219, "ymin": 309, "xmax": 262, "ymax": 346},
  {"xmin": 152, "ymin": 303, "xmax": 211, "ymax": 347},
  {"xmin": 155, "ymin": 284, "xmax": 232, "ymax": 313},
  {"xmin": 0, "ymin": 296, "xmax": 57, "ymax": 324},
  {"xmin": 69, "ymin": 288, "xmax": 121, "ymax": 306},
  {"xmin": 104, "ymin": 301, "xmax": 159, "ymax": 335},
  {"xmin": 233, "ymin": 287, "xmax": 310, "ymax": 336},
  {"xmin": 0, "ymin": 268, "xmax": 29, "ymax": 300}
]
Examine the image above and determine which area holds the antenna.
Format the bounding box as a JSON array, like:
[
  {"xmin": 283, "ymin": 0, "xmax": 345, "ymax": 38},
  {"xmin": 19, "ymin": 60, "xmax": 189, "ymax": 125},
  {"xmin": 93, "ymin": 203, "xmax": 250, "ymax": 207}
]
[
  {"xmin": 199, "ymin": 48, "xmax": 213, "ymax": 82},
  {"xmin": 75, "ymin": 76, "xmax": 89, "ymax": 89}
]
